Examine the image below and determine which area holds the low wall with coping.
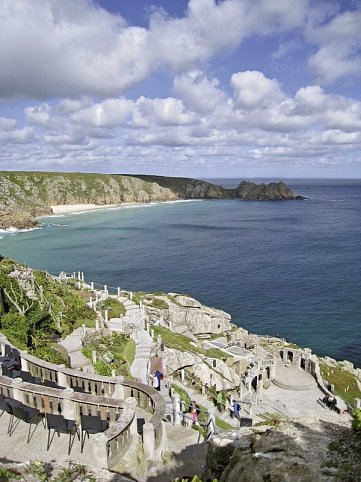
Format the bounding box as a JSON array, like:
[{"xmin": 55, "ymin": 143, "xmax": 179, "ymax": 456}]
[{"xmin": 0, "ymin": 332, "xmax": 166, "ymax": 467}]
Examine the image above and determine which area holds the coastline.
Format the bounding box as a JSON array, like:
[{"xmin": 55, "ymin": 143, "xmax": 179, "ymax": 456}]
[
  {"xmin": 48, "ymin": 199, "xmax": 204, "ymax": 216},
  {"xmin": 50, "ymin": 203, "xmax": 121, "ymax": 214}
]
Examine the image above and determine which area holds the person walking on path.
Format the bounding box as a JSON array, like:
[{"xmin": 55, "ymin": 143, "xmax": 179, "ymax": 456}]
[{"xmin": 154, "ymin": 369, "xmax": 163, "ymax": 391}]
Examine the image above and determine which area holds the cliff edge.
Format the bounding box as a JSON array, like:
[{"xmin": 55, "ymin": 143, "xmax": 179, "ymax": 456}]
[{"xmin": 0, "ymin": 171, "xmax": 301, "ymax": 229}]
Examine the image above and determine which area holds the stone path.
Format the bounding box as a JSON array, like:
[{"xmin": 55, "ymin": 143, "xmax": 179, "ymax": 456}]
[
  {"xmin": 59, "ymin": 327, "xmax": 93, "ymax": 372},
  {"xmin": 106, "ymin": 296, "xmax": 156, "ymax": 385},
  {"xmin": 148, "ymin": 425, "xmax": 206, "ymax": 482}
]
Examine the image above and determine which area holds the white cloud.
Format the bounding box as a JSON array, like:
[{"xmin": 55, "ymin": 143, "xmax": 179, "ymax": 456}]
[
  {"xmin": 307, "ymin": 9, "xmax": 361, "ymax": 83},
  {"xmin": 71, "ymin": 99, "xmax": 134, "ymax": 128},
  {"xmin": 173, "ymin": 71, "xmax": 226, "ymax": 114},
  {"xmin": 0, "ymin": 126, "xmax": 36, "ymax": 144},
  {"xmin": 231, "ymin": 71, "xmax": 284, "ymax": 109},
  {"xmin": 25, "ymin": 105, "xmax": 51, "ymax": 126},
  {"xmin": 133, "ymin": 97, "xmax": 196, "ymax": 127},
  {"xmin": 0, "ymin": 117, "xmax": 16, "ymax": 130},
  {"xmin": 0, "ymin": 0, "xmax": 321, "ymax": 100}
]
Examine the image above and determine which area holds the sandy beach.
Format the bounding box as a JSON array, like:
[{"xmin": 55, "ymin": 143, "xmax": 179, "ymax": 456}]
[{"xmin": 50, "ymin": 204, "xmax": 120, "ymax": 214}]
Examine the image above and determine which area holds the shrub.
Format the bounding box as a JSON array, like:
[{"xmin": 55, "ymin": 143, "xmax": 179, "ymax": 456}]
[
  {"xmin": 0, "ymin": 312, "xmax": 29, "ymax": 347},
  {"xmin": 102, "ymin": 298, "xmax": 126, "ymax": 317},
  {"xmin": 352, "ymin": 409, "xmax": 361, "ymax": 432}
]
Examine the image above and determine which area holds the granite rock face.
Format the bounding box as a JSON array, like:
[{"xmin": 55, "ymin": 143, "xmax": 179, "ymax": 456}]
[
  {"xmin": 0, "ymin": 210, "xmax": 39, "ymax": 229},
  {"xmin": 205, "ymin": 415, "xmax": 355, "ymax": 482},
  {"xmin": 146, "ymin": 294, "xmax": 232, "ymax": 337},
  {"xmin": 0, "ymin": 172, "xmax": 301, "ymax": 229},
  {"xmin": 235, "ymin": 180, "xmax": 295, "ymax": 200}
]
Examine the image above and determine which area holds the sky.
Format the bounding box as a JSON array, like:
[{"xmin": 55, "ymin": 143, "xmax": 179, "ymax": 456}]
[{"xmin": 0, "ymin": 0, "xmax": 361, "ymax": 179}]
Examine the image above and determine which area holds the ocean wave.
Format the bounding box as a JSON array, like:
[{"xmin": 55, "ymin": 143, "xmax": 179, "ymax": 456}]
[{"xmin": 0, "ymin": 226, "xmax": 42, "ymax": 237}]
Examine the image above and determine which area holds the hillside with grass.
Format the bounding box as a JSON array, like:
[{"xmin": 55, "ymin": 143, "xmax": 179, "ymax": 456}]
[
  {"xmin": 0, "ymin": 171, "xmax": 299, "ymax": 228},
  {"xmin": 0, "ymin": 256, "xmax": 96, "ymax": 365}
]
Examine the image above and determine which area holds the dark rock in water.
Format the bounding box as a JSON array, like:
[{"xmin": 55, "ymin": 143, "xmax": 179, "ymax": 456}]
[
  {"xmin": 235, "ymin": 180, "xmax": 295, "ymax": 200},
  {"xmin": 295, "ymin": 195, "xmax": 307, "ymax": 200},
  {"xmin": 0, "ymin": 210, "xmax": 39, "ymax": 229}
]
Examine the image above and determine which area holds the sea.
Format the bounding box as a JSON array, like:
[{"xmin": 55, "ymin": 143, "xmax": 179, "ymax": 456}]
[{"xmin": 1, "ymin": 179, "xmax": 360, "ymax": 367}]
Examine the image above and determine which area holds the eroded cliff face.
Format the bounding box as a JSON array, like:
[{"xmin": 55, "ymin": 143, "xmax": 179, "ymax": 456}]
[
  {"xmin": 235, "ymin": 180, "xmax": 295, "ymax": 200},
  {"xmin": 0, "ymin": 171, "xmax": 300, "ymax": 229},
  {"xmin": 205, "ymin": 414, "xmax": 359, "ymax": 482},
  {"xmin": 144, "ymin": 293, "xmax": 233, "ymax": 337}
]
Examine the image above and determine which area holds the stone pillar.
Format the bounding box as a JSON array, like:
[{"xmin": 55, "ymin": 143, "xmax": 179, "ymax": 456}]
[
  {"xmin": 143, "ymin": 423, "xmax": 155, "ymax": 459},
  {"xmin": 111, "ymin": 369, "xmax": 116, "ymax": 377},
  {"xmin": 180, "ymin": 368, "xmax": 185, "ymax": 383},
  {"xmin": 271, "ymin": 357, "xmax": 277, "ymax": 379},
  {"xmin": 354, "ymin": 398, "xmax": 361, "ymax": 409},
  {"xmin": 73, "ymin": 272, "xmax": 76, "ymax": 278},
  {"xmin": 117, "ymin": 287, "xmax": 120, "ymax": 296},
  {"xmin": 81, "ymin": 272, "xmax": 84, "ymax": 282},
  {"xmin": 206, "ymin": 411, "xmax": 215, "ymax": 440},
  {"xmin": 172, "ymin": 394, "xmax": 181, "ymax": 425},
  {"xmin": 92, "ymin": 351, "xmax": 97, "ymax": 364},
  {"xmin": 61, "ymin": 388, "xmax": 75, "ymax": 420},
  {"xmin": 81, "ymin": 323, "xmax": 86, "ymax": 339},
  {"xmin": 92, "ymin": 433, "xmax": 108, "ymax": 469},
  {"xmin": 78, "ymin": 271, "xmax": 81, "ymax": 280},
  {"xmin": 104, "ymin": 310, "xmax": 109, "ymax": 322},
  {"xmin": 57, "ymin": 368, "xmax": 68, "ymax": 389},
  {"xmin": 114, "ymin": 376, "xmax": 125, "ymax": 400},
  {"xmin": 91, "ymin": 282, "xmax": 94, "ymax": 290},
  {"xmin": 12, "ymin": 378, "xmax": 25, "ymax": 403},
  {"xmin": 129, "ymin": 291, "xmax": 132, "ymax": 301},
  {"xmin": 20, "ymin": 354, "xmax": 30, "ymax": 372},
  {"xmin": 104, "ymin": 285, "xmax": 108, "ymax": 299},
  {"xmin": 151, "ymin": 328, "xmax": 154, "ymax": 339},
  {"xmin": 125, "ymin": 397, "xmax": 138, "ymax": 436}
]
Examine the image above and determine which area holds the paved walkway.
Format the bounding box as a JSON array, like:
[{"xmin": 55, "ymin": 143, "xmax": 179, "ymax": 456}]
[{"xmin": 59, "ymin": 327, "xmax": 93, "ymax": 372}]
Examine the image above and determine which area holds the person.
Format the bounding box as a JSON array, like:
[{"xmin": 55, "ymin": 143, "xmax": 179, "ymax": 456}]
[
  {"xmin": 189, "ymin": 400, "xmax": 199, "ymax": 425},
  {"xmin": 152, "ymin": 373, "xmax": 159, "ymax": 390},
  {"xmin": 231, "ymin": 401, "xmax": 241, "ymax": 420},
  {"xmin": 154, "ymin": 370, "xmax": 163, "ymax": 391},
  {"xmin": 216, "ymin": 390, "xmax": 225, "ymax": 412}
]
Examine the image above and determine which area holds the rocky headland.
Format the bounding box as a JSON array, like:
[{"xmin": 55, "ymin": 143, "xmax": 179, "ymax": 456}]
[{"xmin": 0, "ymin": 171, "xmax": 303, "ymax": 229}]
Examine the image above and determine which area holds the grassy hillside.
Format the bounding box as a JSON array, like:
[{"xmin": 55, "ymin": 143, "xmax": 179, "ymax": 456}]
[{"xmin": 0, "ymin": 256, "xmax": 96, "ymax": 365}]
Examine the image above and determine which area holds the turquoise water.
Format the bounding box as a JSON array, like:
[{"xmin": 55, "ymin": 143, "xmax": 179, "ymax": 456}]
[{"xmin": 1, "ymin": 179, "xmax": 360, "ymax": 367}]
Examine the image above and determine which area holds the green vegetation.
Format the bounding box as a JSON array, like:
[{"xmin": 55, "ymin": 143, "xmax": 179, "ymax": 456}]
[
  {"xmin": 152, "ymin": 298, "xmax": 168, "ymax": 310},
  {"xmin": 153, "ymin": 325, "xmax": 228, "ymax": 360},
  {"xmin": 255, "ymin": 412, "xmax": 286, "ymax": 427},
  {"xmin": 0, "ymin": 257, "xmax": 96, "ymax": 365},
  {"xmin": 25, "ymin": 460, "xmax": 96, "ymax": 482},
  {"xmin": 34, "ymin": 270, "xmax": 96, "ymax": 336},
  {"xmin": 132, "ymin": 291, "xmax": 147, "ymax": 305},
  {"xmin": 101, "ymin": 297, "xmax": 126, "ymax": 317},
  {"xmin": 0, "ymin": 465, "xmax": 21, "ymax": 481},
  {"xmin": 320, "ymin": 360, "xmax": 361, "ymax": 405},
  {"xmin": 82, "ymin": 333, "xmax": 134, "ymax": 378},
  {"xmin": 215, "ymin": 417, "xmax": 233, "ymax": 430},
  {"xmin": 352, "ymin": 409, "xmax": 361, "ymax": 432}
]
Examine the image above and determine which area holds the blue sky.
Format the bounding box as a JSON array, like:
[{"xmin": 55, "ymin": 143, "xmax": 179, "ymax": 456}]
[{"xmin": 0, "ymin": 0, "xmax": 360, "ymax": 178}]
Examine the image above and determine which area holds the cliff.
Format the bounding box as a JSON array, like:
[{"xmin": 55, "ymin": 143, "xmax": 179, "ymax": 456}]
[
  {"xmin": 205, "ymin": 415, "xmax": 360, "ymax": 482},
  {"xmin": 0, "ymin": 171, "xmax": 300, "ymax": 229}
]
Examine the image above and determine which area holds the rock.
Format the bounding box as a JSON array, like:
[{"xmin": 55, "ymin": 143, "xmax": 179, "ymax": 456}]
[
  {"xmin": 0, "ymin": 173, "xmax": 303, "ymax": 225},
  {"xmin": 0, "ymin": 210, "xmax": 39, "ymax": 229},
  {"xmin": 146, "ymin": 294, "xmax": 233, "ymax": 337},
  {"xmin": 235, "ymin": 180, "xmax": 295, "ymax": 200},
  {"xmin": 174, "ymin": 295, "xmax": 202, "ymax": 308},
  {"xmin": 204, "ymin": 415, "xmax": 354, "ymax": 482}
]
